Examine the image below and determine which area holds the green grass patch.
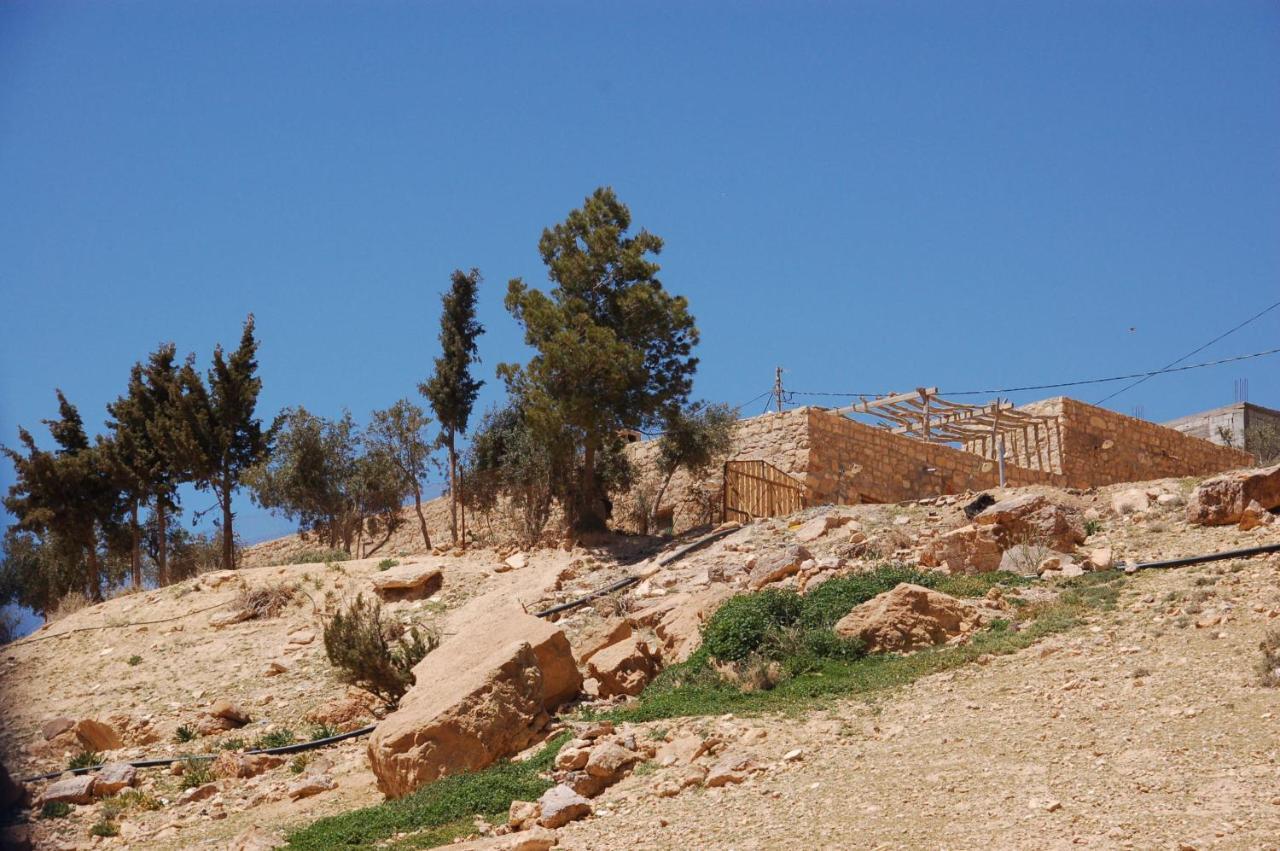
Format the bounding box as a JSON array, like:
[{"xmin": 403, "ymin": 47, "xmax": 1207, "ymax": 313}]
[
  {"xmin": 286, "ymin": 732, "xmax": 570, "ymax": 850},
  {"xmin": 289, "ymin": 548, "xmax": 350, "ymax": 565},
  {"xmin": 254, "ymin": 728, "xmax": 297, "ymax": 750},
  {"xmin": 67, "ymin": 750, "xmax": 100, "ymax": 771},
  {"xmin": 593, "ymin": 568, "xmax": 1121, "ymax": 724}
]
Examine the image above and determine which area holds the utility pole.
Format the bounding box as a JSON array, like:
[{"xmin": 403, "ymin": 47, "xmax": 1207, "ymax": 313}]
[{"xmin": 774, "ymin": 366, "xmax": 784, "ymax": 413}]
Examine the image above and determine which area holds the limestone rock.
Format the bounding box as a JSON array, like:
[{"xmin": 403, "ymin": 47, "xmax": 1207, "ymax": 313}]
[
  {"xmin": 537, "ymin": 783, "xmax": 592, "ymax": 828},
  {"xmin": 1087, "ymin": 547, "xmax": 1114, "ymax": 571},
  {"xmin": 1111, "ymin": 489, "xmax": 1151, "ymax": 516},
  {"xmin": 367, "ymin": 639, "xmax": 546, "ymax": 798},
  {"xmin": 41, "ymin": 718, "xmax": 74, "ymax": 741},
  {"xmin": 653, "ymin": 586, "xmax": 734, "ymax": 663},
  {"xmin": 748, "ymin": 545, "xmax": 811, "ymax": 589},
  {"xmin": 1186, "ymin": 464, "xmax": 1280, "ymax": 526},
  {"xmin": 508, "ymin": 799, "xmax": 539, "ymax": 829},
  {"xmin": 918, "ymin": 524, "xmax": 1002, "ymax": 574},
  {"xmin": 505, "ymin": 552, "xmax": 529, "ymax": 571},
  {"xmin": 287, "ymin": 773, "xmax": 336, "ymax": 800},
  {"xmin": 834, "ymin": 583, "xmax": 983, "ymax": 653},
  {"xmin": 371, "ymin": 563, "xmax": 443, "ymax": 602},
  {"xmin": 794, "ymin": 512, "xmax": 853, "ymax": 543},
  {"xmin": 586, "ymin": 637, "xmax": 658, "ymax": 698},
  {"xmin": 453, "ymin": 827, "xmax": 558, "ymax": 851},
  {"xmin": 208, "ymin": 699, "xmax": 251, "ymax": 727},
  {"xmin": 92, "ymin": 762, "xmax": 136, "ymax": 795},
  {"xmin": 584, "ymin": 741, "xmax": 640, "ymax": 781},
  {"xmin": 73, "ymin": 718, "xmax": 123, "ymax": 752},
  {"xmin": 572, "ymin": 618, "xmax": 632, "ymax": 665},
  {"xmin": 975, "ymin": 494, "xmax": 1085, "ymax": 552},
  {"xmin": 1239, "ymin": 499, "xmax": 1275, "ymax": 531},
  {"xmin": 178, "ymin": 782, "xmax": 218, "ymax": 804},
  {"xmin": 41, "ymin": 774, "xmax": 96, "ymax": 805},
  {"xmin": 705, "ymin": 753, "xmax": 758, "ymax": 787}
]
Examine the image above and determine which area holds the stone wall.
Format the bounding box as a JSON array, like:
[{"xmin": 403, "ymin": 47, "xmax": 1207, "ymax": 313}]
[{"xmin": 1017, "ymin": 397, "xmax": 1253, "ymax": 488}]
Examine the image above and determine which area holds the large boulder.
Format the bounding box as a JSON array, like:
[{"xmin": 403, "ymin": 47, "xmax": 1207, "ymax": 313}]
[
  {"xmin": 974, "ymin": 494, "xmax": 1084, "ymax": 552},
  {"xmin": 537, "ymin": 783, "xmax": 592, "ymax": 828},
  {"xmin": 834, "ymin": 583, "xmax": 983, "ymax": 653},
  {"xmin": 40, "ymin": 774, "xmax": 96, "ymax": 806},
  {"xmin": 73, "ymin": 719, "xmax": 122, "ymax": 752},
  {"xmin": 366, "ymin": 607, "xmax": 579, "ymax": 799},
  {"xmin": 747, "ymin": 545, "xmax": 811, "ymax": 589},
  {"xmin": 1186, "ymin": 465, "xmax": 1280, "ymax": 526},
  {"xmin": 653, "ymin": 586, "xmax": 735, "ymax": 663},
  {"xmin": 918, "ymin": 525, "xmax": 1002, "ymax": 574},
  {"xmin": 92, "ymin": 763, "xmax": 137, "ymax": 796},
  {"xmin": 372, "ymin": 563, "xmax": 443, "ymax": 602}
]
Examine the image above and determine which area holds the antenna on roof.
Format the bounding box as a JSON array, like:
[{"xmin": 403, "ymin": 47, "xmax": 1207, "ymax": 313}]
[{"xmin": 1234, "ymin": 378, "xmax": 1249, "ymax": 403}]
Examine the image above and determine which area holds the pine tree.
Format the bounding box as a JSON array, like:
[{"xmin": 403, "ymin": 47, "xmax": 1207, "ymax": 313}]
[
  {"xmin": 500, "ymin": 188, "xmax": 699, "ymax": 531},
  {"xmin": 182, "ymin": 316, "xmax": 273, "ymax": 570}
]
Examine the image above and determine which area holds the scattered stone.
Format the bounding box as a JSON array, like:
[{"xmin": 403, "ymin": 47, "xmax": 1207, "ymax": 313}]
[
  {"xmin": 748, "ymin": 545, "xmax": 811, "ymax": 589},
  {"xmin": 287, "ymin": 628, "xmax": 315, "ymax": 645},
  {"xmin": 40, "ymin": 718, "xmax": 74, "ymax": 741},
  {"xmin": 1186, "ymin": 464, "xmax": 1280, "ymax": 526},
  {"xmin": 782, "ymin": 748, "xmax": 804, "ymax": 762},
  {"xmin": 262, "ymin": 660, "xmax": 290, "ymax": 677},
  {"xmin": 584, "ymin": 741, "xmax": 640, "ymax": 780},
  {"xmin": 918, "ymin": 524, "xmax": 1002, "ymax": 574},
  {"xmin": 794, "ymin": 512, "xmax": 853, "ymax": 543},
  {"xmin": 705, "ymin": 753, "xmax": 758, "ymax": 787},
  {"xmin": 975, "ymin": 494, "xmax": 1086, "ymax": 552},
  {"xmin": 288, "ymin": 773, "xmax": 336, "ymax": 800},
  {"xmin": 178, "ymin": 782, "xmax": 219, "ymax": 804},
  {"xmin": 585, "ymin": 637, "xmax": 659, "ymax": 698},
  {"xmin": 834, "ymin": 583, "xmax": 983, "ymax": 653},
  {"xmin": 509, "ymin": 799, "xmax": 539, "ymax": 830},
  {"xmin": 1156, "ymin": 492, "xmax": 1184, "ymax": 507},
  {"xmin": 573, "ymin": 619, "xmax": 632, "ymax": 665},
  {"xmin": 209, "ymin": 699, "xmax": 251, "ymax": 727},
  {"xmin": 1239, "ymin": 499, "xmax": 1275, "ymax": 531},
  {"xmin": 210, "ymin": 609, "xmax": 253, "ymax": 628},
  {"xmin": 40, "ymin": 774, "xmax": 96, "ymax": 805},
  {"xmin": 453, "ymin": 827, "xmax": 558, "ymax": 851},
  {"xmin": 504, "ymin": 552, "xmax": 529, "ymax": 571},
  {"xmin": 92, "ymin": 762, "xmax": 136, "ymax": 795},
  {"xmin": 537, "ymin": 784, "xmax": 592, "ymax": 828},
  {"xmin": 73, "ymin": 718, "xmax": 123, "ymax": 751},
  {"xmin": 1111, "ymin": 489, "xmax": 1151, "ymax": 516},
  {"xmin": 371, "ymin": 563, "xmax": 444, "ymax": 602},
  {"xmin": 1087, "ymin": 547, "xmax": 1113, "ymax": 571}
]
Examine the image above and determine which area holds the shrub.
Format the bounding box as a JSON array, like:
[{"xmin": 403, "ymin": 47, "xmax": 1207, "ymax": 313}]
[
  {"xmin": 127, "ymin": 654, "xmax": 142, "ymax": 666},
  {"xmin": 377, "ymin": 558, "xmax": 399, "ymax": 571},
  {"xmin": 179, "ymin": 758, "xmax": 214, "ymax": 789},
  {"xmin": 67, "ymin": 750, "xmax": 100, "ymax": 771},
  {"xmin": 219, "ymin": 737, "xmax": 246, "ymax": 751},
  {"xmin": 89, "ymin": 821, "xmax": 120, "ymax": 837},
  {"xmin": 701, "ymin": 590, "xmax": 803, "ymax": 663},
  {"xmin": 174, "ymin": 725, "xmax": 196, "ymax": 743},
  {"xmin": 99, "ymin": 789, "xmax": 160, "ymax": 819},
  {"xmin": 254, "ymin": 729, "xmax": 297, "ymax": 750},
  {"xmin": 323, "ymin": 594, "xmax": 439, "ymax": 706},
  {"xmin": 1259, "ymin": 628, "xmax": 1280, "ymax": 687},
  {"xmin": 40, "ymin": 801, "xmax": 71, "ymax": 819},
  {"xmin": 1084, "ymin": 518, "xmax": 1104, "ymax": 536},
  {"xmin": 234, "ymin": 582, "xmax": 297, "ymax": 620},
  {"xmin": 0, "ymin": 608, "xmax": 18, "ymax": 645},
  {"xmin": 290, "ymin": 753, "xmax": 312, "ymax": 775},
  {"xmin": 309, "ymin": 724, "xmax": 338, "ymax": 741},
  {"xmin": 290, "ymin": 548, "xmax": 350, "ymax": 565},
  {"xmin": 798, "ymin": 566, "xmax": 932, "ymax": 630}
]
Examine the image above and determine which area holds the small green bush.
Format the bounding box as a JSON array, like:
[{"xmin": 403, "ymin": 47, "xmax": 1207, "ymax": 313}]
[
  {"xmin": 67, "ymin": 750, "xmax": 100, "ymax": 771},
  {"xmin": 290, "ymin": 548, "xmax": 349, "ymax": 565},
  {"xmin": 323, "ymin": 594, "xmax": 439, "ymax": 706},
  {"xmin": 90, "ymin": 821, "xmax": 120, "ymax": 837},
  {"xmin": 254, "ymin": 728, "xmax": 297, "ymax": 750},
  {"xmin": 290, "ymin": 753, "xmax": 312, "ymax": 775},
  {"xmin": 127, "ymin": 654, "xmax": 143, "ymax": 666},
  {"xmin": 179, "ymin": 758, "xmax": 214, "ymax": 789},
  {"xmin": 40, "ymin": 801, "xmax": 71, "ymax": 819},
  {"xmin": 1084, "ymin": 518, "xmax": 1104, "ymax": 536},
  {"xmin": 308, "ymin": 724, "xmax": 338, "ymax": 742},
  {"xmin": 219, "ymin": 737, "xmax": 246, "ymax": 751},
  {"xmin": 702, "ymin": 589, "xmax": 803, "ymax": 663},
  {"xmin": 377, "ymin": 558, "xmax": 399, "ymax": 571},
  {"xmin": 174, "ymin": 725, "xmax": 196, "ymax": 743}
]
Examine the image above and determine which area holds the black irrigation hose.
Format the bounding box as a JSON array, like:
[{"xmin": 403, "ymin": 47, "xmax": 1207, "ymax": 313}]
[
  {"xmin": 17, "ymin": 725, "xmax": 378, "ymax": 784},
  {"xmin": 16, "ymin": 526, "xmax": 745, "ymax": 786},
  {"xmin": 1124, "ymin": 541, "xmax": 1280, "ymax": 572}
]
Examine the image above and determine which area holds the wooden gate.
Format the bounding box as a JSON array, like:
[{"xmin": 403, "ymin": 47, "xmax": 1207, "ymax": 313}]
[{"xmin": 723, "ymin": 459, "xmax": 806, "ymax": 523}]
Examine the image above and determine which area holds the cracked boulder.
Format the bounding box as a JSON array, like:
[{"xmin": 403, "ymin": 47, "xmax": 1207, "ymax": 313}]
[{"xmin": 834, "ymin": 583, "xmax": 983, "ymax": 653}]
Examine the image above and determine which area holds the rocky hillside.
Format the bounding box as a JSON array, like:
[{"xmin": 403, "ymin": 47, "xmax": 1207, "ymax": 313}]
[{"xmin": 1, "ymin": 466, "xmax": 1278, "ymax": 850}]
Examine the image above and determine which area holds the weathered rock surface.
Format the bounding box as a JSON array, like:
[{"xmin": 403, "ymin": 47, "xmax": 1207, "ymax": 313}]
[
  {"xmin": 455, "ymin": 827, "xmax": 558, "ymax": 851},
  {"xmin": 287, "ymin": 773, "xmax": 336, "ymax": 800},
  {"xmin": 92, "ymin": 762, "xmax": 137, "ymax": 795},
  {"xmin": 653, "ymin": 586, "xmax": 735, "ymax": 663},
  {"xmin": 537, "ymin": 783, "xmax": 592, "ymax": 828},
  {"xmin": 40, "ymin": 774, "xmax": 96, "ymax": 805},
  {"xmin": 1111, "ymin": 488, "xmax": 1151, "ymax": 516},
  {"xmin": 975, "ymin": 494, "xmax": 1085, "ymax": 551},
  {"xmin": 371, "ymin": 563, "xmax": 444, "ymax": 602},
  {"xmin": 794, "ymin": 512, "xmax": 853, "ymax": 543},
  {"xmin": 834, "ymin": 583, "xmax": 982, "ymax": 653},
  {"xmin": 227, "ymin": 825, "xmax": 286, "ymax": 851},
  {"xmin": 585, "ymin": 637, "xmax": 658, "ymax": 698},
  {"xmin": 1238, "ymin": 499, "xmax": 1276, "ymax": 531},
  {"xmin": 748, "ymin": 545, "xmax": 811, "ymax": 589},
  {"xmin": 918, "ymin": 524, "xmax": 1002, "ymax": 574},
  {"xmin": 73, "ymin": 718, "xmax": 123, "ymax": 751},
  {"xmin": 40, "ymin": 718, "xmax": 74, "ymax": 741},
  {"xmin": 1185, "ymin": 464, "xmax": 1280, "ymax": 526},
  {"xmin": 572, "ymin": 618, "xmax": 632, "ymax": 664}
]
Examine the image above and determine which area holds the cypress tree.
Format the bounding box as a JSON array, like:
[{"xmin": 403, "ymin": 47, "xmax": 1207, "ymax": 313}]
[{"xmin": 421, "ymin": 269, "xmax": 484, "ymax": 547}]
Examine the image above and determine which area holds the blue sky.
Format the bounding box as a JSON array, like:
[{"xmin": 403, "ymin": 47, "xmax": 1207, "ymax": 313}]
[{"xmin": 2, "ymin": 0, "xmax": 1278, "ymax": 572}]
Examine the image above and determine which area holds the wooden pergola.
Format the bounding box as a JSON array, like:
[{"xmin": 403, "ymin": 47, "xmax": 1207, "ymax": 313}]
[{"xmin": 830, "ymin": 387, "xmax": 1059, "ymax": 472}]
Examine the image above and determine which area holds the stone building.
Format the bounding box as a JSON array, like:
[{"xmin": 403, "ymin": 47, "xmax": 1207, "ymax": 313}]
[{"xmin": 614, "ymin": 396, "xmax": 1254, "ymax": 534}]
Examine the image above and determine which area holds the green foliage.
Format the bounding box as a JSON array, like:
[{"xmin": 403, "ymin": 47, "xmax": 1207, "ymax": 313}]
[
  {"xmin": 90, "ymin": 820, "xmax": 120, "ymax": 837},
  {"xmin": 641, "ymin": 401, "xmax": 737, "ymax": 533},
  {"xmin": 179, "ymin": 757, "xmax": 214, "ymax": 789},
  {"xmin": 366, "ymin": 399, "xmax": 436, "ymax": 549},
  {"xmin": 286, "ymin": 732, "xmax": 569, "ymax": 850},
  {"xmin": 248, "ymin": 408, "xmax": 406, "ymax": 554},
  {"xmin": 40, "ymin": 801, "xmax": 72, "ymax": 819},
  {"xmin": 421, "ymin": 268, "xmax": 486, "ymax": 547},
  {"xmin": 701, "ymin": 590, "xmax": 804, "ymax": 663},
  {"xmin": 1084, "ymin": 518, "xmax": 1104, "ymax": 536},
  {"xmin": 462, "ymin": 405, "xmax": 565, "ymax": 546},
  {"xmin": 323, "ymin": 594, "xmax": 439, "ymax": 706},
  {"xmin": 1247, "ymin": 420, "xmax": 1280, "ymax": 465},
  {"xmin": 174, "ymin": 725, "xmax": 196, "ymax": 743},
  {"xmin": 290, "ymin": 548, "xmax": 349, "ymax": 565},
  {"xmin": 290, "ymin": 753, "xmax": 312, "ymax": 775},
  {"xmin": 499, "ymin": 188, "xmax": 699, "ymax": 531},
  {"xmin": 254, "ymin": 729, "xmax": 297, "ymax": 750},
  {"xmin": 376, "ymin": 558, "xmax": 398, "ymax": 571},
  {"xmin": 67, "ymin": 750, "xmax": 100, "ymax": 771},
  {"xmin": 127, "ymin": 654, "xmax": 143, "ymax": 666},
  {"xmin": 309, "ymin": 724, "xmax": 339, "ymax": 741},
  {"xmin": 219, "ymin": 737, "xmax": 246, "ymax": 751}
]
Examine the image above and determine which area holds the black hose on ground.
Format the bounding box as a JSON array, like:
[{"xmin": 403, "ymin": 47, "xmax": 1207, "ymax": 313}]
[{"xmin": 1124, "ymin": 540, "xmax": 1280, "ymax": 572}]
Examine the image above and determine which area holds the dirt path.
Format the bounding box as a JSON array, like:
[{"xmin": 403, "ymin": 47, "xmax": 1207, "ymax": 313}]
[{"xmin": 558, "ymin": 555, "xmax": 1280, "ymax": 850}]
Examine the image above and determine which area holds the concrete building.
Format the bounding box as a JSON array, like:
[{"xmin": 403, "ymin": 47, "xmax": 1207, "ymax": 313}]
[{"xmin": 1161, "ymin": 402, "xmax": 1280, "ymax": 456}]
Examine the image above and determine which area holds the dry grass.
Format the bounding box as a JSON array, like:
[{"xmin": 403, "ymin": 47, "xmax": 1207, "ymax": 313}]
[{"xmin": 234, "ymin": 582, "xmax": 298, "ymax": 620}]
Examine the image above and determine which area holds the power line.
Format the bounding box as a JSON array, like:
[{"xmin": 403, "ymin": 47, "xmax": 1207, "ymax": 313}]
[
  {"xmin": 1095, "ymin": 298, "xmax": 1280, "ymax": 406},
  {"xmin": 786, "ymin": 345, "xmax": 1280, "ymax": 400}
]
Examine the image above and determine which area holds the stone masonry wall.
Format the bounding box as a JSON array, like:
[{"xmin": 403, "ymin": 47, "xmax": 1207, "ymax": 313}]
[
  {"xmin": 804, "ymin": 409, "xmax": 1062, "ymax": 505},
  {"xmin": 1046, "ymin": 397, "xmax": 1253, "ymax": 487}
]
